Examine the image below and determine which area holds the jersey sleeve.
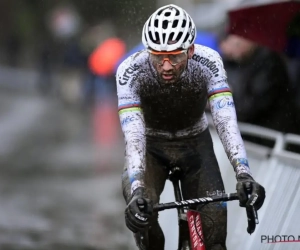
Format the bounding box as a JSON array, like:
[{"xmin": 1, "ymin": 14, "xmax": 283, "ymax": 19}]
[
  {"xmin": 205, "ymin": 50, "xmax": 252, "ymax": 177},
  {"xmin": 116, "ymin": 58, "xmax": 146, "ymax": 194}
]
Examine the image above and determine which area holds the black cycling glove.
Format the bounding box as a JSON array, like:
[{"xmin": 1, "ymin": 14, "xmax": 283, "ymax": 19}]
[
  {"xmin": 236, "ymin": 173, "xmax": 266, "ymax": 210},
  {"xmin": 125, "ymin": 187, "xmax": 153, "ymax": 233}
]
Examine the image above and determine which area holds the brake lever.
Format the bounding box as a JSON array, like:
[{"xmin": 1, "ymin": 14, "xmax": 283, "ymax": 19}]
[
  {"xmin": 136, "ymin": 199, "xmax": 150, "ymax": 249},
  {"xmin": 246, "ymin": 205, "xmax": 258, "ymax": 234},
  {"xmin": 246, "ymin": 187, "xmax": 259, "ymax": 234}
]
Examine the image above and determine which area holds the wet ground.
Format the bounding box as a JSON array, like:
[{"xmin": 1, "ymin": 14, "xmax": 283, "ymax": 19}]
[{"xmin": 0, "ymin": 88, "xmax": 135, "ymax": 250}]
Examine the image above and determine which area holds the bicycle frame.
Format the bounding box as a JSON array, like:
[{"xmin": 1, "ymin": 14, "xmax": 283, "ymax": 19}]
[
  {"xmin": 169, "ymin": 167, "xmax": 191, "ymax": 249},
  {"xmin": 140, "ymin": 166, "xmax": 258, "ymax": 250},
  {"xmin": 169, "ymin": 166, "xmax": 207, "ymax": 250},
  {"xmin": 186, "ymin": 210, "xmax": 205, "ymax": 250}
]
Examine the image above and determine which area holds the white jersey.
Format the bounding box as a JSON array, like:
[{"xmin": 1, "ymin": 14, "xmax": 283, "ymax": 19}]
[{"xmin": 116, "ymin": 45, "xmax": 251, "ymax": 193}]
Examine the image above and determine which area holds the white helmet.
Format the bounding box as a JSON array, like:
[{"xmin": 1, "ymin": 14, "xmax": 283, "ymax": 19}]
[{"xmin": 142, "ymin": 4, "xmax": 197, "ymax": 51}]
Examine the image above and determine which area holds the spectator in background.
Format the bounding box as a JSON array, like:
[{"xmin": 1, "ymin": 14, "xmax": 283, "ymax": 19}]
[
  {"xmin": 86, "ymin": 37, "xmax": 126, "ymax": 106},
  {"xmin": 37, "ymin": 2, "xmax": 85, "ymax": 97},
  {"xmin": 87, "ymin": 37, "xmax": 126, "ymax": 169},
  {"xmin": 219, "ymin": 34, "xmax": 296, "ymax": 134}
]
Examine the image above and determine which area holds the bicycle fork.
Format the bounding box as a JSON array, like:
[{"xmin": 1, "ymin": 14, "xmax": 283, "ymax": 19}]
[
  {"xmin": 171, "ymin": 175, "xmax": 190, "ymax": 250},
  {"xmin": 170, "ymin": 167, "xmax": 205, "ymax": 250},
  {"xmin": 186, "ymin": 210, "xmax": 206, "ymax": 250}
]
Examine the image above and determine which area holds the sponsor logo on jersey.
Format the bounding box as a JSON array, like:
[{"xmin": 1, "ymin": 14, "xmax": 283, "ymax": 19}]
[
  {"xmin": 119, "ymin": 64, "xmax": 139, "ymax": 85},
  {"xmin": 192, "ymin": 54, "xmax": 219, "ymax": 77},
  {"xmin": 121, "ymin": 115, "xmax": 136, "ymax": 126},
  {"xmin": 119, "ymin": 96, "xmax": 131, "ymax": 100},
  {"xmin": 215, "ymin": 97, "xmax": 234, "ymax": 109},
  {"xmin": 235, "ymin": 158, "xmax": 249, "ymax": 167}
]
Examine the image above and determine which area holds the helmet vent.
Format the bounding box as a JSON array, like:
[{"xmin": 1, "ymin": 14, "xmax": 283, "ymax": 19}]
[
  {"xmin": 164, "ymin": 11, "xmax": 171, "ymax": 17},
  {"xmin": 169, "ymin": 32, "xmax": 174, "ymax": 41},
  {"xmin": 162, "ymin": 20, "xmax": 169, "ymax": 29},
  {"xmin": 149, "ymin": 32, "xmax": 154, "ymax": 41},
  {"xmin": 176, "ymin": 32, "xmax": 183, "ymax": 42},
  {"xmin": 183, "ymin": 33, "xmax": 189, "ymax": 43},
  {"xmin": 172, "ymin": 20, "xmax": 178, "ymax": 28}
]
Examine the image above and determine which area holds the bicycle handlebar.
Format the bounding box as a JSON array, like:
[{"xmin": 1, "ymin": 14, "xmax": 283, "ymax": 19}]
[
  {"xmin": 153, "ymin": 192, "xmax": 258, "ymax": 234},
  {"xmin": 153, "ymin": 192, "xmax": 238, "ymax": 211}
]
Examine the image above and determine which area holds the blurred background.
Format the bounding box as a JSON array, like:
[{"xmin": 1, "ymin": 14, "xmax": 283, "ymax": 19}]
[{"xmin": 0, "ymin": 0, "xmax": 300, "ymax": 249}]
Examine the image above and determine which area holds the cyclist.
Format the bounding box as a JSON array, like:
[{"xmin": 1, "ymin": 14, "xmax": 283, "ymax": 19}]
[{"xmin": 116, "ymin": 4, "xmax": 266, "ymax": 250}]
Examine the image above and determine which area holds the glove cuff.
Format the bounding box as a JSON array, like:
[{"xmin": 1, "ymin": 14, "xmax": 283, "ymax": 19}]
[
  {"xmin": 131, "ymin": 180, "xmax": 145, "ymax": 195},
  {"xmin": 235, "ymin": 164, "xmax": 252, "ymax": 177},
  {"xmin": 131, "ymin": 187, "xmax": 146, "ymax": 198},
  {"xmin": 236, "ymin": 173, "xmax": 254, "ymax": 181}
]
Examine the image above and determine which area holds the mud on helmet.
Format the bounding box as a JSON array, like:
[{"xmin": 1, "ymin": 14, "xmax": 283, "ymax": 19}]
[{"xmin": 142, "ymin": 4, "xmax": 197, "ymax": 51}]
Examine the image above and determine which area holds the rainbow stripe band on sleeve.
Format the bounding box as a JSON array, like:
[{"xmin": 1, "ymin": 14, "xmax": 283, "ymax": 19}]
[
  {"xmin": 118, "ymin": 102, "xmax": 141, "ymax": 114},
  {"xmin": 208, "ymin": 87, "xmax": 232, "ymax": 101},
  {"xmin": 208, "ymin": 92, "xmax": 232, "ymax": 101},
  {"xmin": 119, "ymin": 107, "xmax": 141, "ymax": 115}
]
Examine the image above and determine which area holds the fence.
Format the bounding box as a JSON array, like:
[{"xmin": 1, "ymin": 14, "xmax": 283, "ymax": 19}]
[
  {"xmin": 159, "ymin": 118, "xmax": 300, "ymax": 250},
  {"xmin": 210, "ymin": 120, "xmax": 300, "ymax": 250}
]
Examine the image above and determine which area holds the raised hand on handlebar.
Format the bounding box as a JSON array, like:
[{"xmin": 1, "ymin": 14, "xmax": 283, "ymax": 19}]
[
  {"xmin": 236, "ymin": 173, "xmax": 266, "ymax": 211},
  {"xmin": 125, "ymin": 187, "xmax": 153, "ymax": 233}
]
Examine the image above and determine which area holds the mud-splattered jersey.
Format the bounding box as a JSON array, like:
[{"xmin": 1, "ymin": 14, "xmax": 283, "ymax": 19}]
[{"xmin": 116, "ymin": 44, "xmax": 251, "ymax": 193}]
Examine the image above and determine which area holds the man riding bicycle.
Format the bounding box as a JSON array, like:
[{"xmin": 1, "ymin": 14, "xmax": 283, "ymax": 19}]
[{"xmin": 116, "ymin": 4, "xmax": 266, "ymax": 250}]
